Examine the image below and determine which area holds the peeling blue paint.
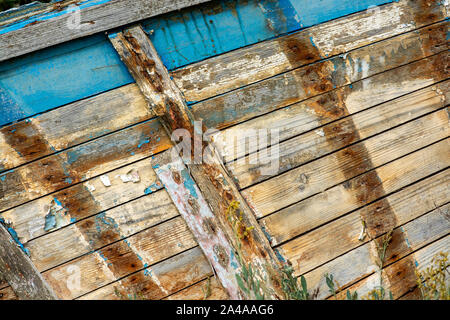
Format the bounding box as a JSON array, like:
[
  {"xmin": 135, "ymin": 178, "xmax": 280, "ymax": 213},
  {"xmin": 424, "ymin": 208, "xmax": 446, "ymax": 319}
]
[
  {"xmin": 2, "ymin": 223, "xmax": 30, "ymax": 256},
  {"xmin": 0, "ymin": 0, "xmax": 394, "ymax": 127},
  {"xmin": 181, "ymin": 168, "xmax": 198, "ymax": 199}
]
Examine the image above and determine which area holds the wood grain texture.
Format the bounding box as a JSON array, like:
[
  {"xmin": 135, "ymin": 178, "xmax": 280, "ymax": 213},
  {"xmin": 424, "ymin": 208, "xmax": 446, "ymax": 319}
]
[
  {"xmin": 227, "ymin": 81, "xmax": 449, "ymax": 186},
  {"xmin": 262, "ymin": 145, "xmax": 450, "ymax": 246},
  {"xmin": 334, "ymin": 234, "xmax": 450, "ymax": 300},
  {"xmin": 242, "ymin": 109, "xmax": 450, "ymax": 217},
  {"xmin": 164, "ymin": 276, "xmax": 229, "ymax": 300},
  {"xmin": 1, "ymin": 154, "xmax": 164, "ymax": 244},
  {"xmin": 303, "ymin": 208, "xmax": 449, "ymax": 300},
  {"xmin": 173, "ymin": 0, "xmax": 448, "ymax": 103},
  {"xmin": 277, "ymin": 169, "xmax": 450, "ymax": 276},
  {"xmin": 109, "ymin": 25, "xmax": 286, "ymax": 299},
  {"xmin": 218, "ymin": 63, "xmax": 449, "ymax": 164},
  {"xmin": 0, "ymin": 118, "xmax": 171, "ymax": 212},
  {"xmin": 191, "ymin": 22, "xmax": 449, "ymax": 130},
  {"xmin": 0, "ymin": 83, "xmax": 152, "ymax": 172},
  {"xmin": 76, "ymin": 246, "xmax": 211, "ymax": 300},
  {"xmin": 0, "ymin": 223, "xmax": 57, "ymax": 300},
  {"xmin": 0, "ymin": 0, "xmax": 209, "ymax": 62}
]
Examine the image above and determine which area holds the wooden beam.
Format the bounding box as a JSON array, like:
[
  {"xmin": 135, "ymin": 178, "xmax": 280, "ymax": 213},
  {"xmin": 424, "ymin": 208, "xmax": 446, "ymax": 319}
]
[
  {"xmin": 0, "ymin": 223, "xmax": 58, "ymax": 300},
  {"xmin": 109, "ymin": 25, "xmax": 286, "ymax": 300},
  {"xmin": 0, "ymin": 0, "xmax": 209, "ymax": 62}
]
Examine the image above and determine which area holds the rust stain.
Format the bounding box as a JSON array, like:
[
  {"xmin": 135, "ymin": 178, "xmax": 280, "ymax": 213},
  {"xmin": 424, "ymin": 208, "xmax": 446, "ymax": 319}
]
[
  {"xmin": 411, "ymin": 0, "xmax": 443, "ymax": 27},
  {"xmin": 278, "ymin": 33, "xmax": 321, "ymax": 68},
  {"xmin": 418, "ymin": 22, "xmax": 449, "ymax": 56},
  {"xmin": 1, "ymin": 121, "xmax": 53, "ymax": 163},
  {"xmin": 278, "ymin": 27, "xmax": 420, "ymax": 291}
]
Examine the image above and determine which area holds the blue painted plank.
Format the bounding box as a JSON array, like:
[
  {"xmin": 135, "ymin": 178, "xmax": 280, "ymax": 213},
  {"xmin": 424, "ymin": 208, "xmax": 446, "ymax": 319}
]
[{"xmin": 0, "ymin": 0, "xmax": 395, "ymax": 127}]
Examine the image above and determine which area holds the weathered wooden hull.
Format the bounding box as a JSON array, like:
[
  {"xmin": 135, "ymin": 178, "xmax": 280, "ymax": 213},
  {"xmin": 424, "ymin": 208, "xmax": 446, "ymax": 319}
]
[{"xmin": 0, "ymin": 0, "xmax": 448, "ymax": 300}]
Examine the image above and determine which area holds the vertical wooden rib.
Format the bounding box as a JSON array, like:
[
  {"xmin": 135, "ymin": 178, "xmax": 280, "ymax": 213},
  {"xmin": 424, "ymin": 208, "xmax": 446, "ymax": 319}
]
[
  {"xmin": 0, "ymin": 223, "xmax": 58, "ymax": 300},
  {"xmin": 108, "ymin": 25, "xmax": 285, "ymax": 300}
]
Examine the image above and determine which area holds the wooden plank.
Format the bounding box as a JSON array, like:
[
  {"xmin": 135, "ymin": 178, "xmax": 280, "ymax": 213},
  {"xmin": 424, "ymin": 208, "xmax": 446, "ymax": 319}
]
[
  {"xmin": 1, "ymin": 153, "xmax": 164, "ymax": 244},
  {"xmin": 277, "ymin": 169, "xmax": 450, "ymax": 276},
  {"xmin": 25, "ymin": 189, "xmax": 181, "ymax": 272},
  {"xmin": 191, "ymin": 23, "xmax": 448, "ymax": 130},
  {"xmin": 0, "ymin": 0, "xmax": 209, "ymax": 62},
  {"xmin": 262, "ymin": 146, "xmax": 450, "ymax": 246},
  {"xmin": 227, "ymin": 80, "xmax": 449, "ymax": 184},
  {"xmin": 334, "ymin": 234, "xmax": 450, "ymax": 300},
  {"xmin": 76, "ymin": 247, "xmax": 211, "ymax": 300},
  {"xmin": 173, "ymin": 0, "xmax": 448, "ymax": 103},
  {"xmin": 109, "ymin": 25, "xmax": 286, "ymax": 299},
  {"xmin": 36, "ymin": 216, "xmax": 201, "ymax": 299},
  {"xmin": 0, "ymin": 83, "xmax": 152, "ymax": 172},
  {"xmin": 0, "ymin": 223, "xmax": 57, "ymax": 300},
  {"xmin": 241, "ymin": 109, "xmax": 450, "ymax": 217},
  {"xmin": 303, "ymin": 209, "xmax": 449, "ymax": 300},
  {"xmin": 0, "ymin": 118, "xmax": 171, "ymax": 212},
  {"xmin": 164, "ymin": 277, "xmax": 229, "ymax": 300}
]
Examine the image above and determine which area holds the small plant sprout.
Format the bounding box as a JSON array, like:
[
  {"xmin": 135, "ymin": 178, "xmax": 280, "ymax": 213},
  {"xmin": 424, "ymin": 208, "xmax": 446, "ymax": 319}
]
[
  {"xmin": 280, "ymin": 264, "xmax": 309, "ymax": 300},
  {"xmin": 325, "ymin": 273, "xmax": 339, "ymax": 299}
]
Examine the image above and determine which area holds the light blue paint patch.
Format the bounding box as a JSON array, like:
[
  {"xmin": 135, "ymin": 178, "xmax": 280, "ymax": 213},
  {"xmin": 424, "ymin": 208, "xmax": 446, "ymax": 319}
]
[
  {"xmin": 290, "ymin": 0, "xmax": 395, "ymax": 28},
  {"xmin": 260, "ymin": 225, "xmax": 273, "ymax": 244},
  {"xmin": 144, "ymin": 182, "xmax": 161, "ymax": 195},
  {"xmin": 230, "ymin": 249, "xmax": 238, "ymax": 270},
  {"xmin": 64, "ymin": 177, "xmax": 73, "ymax": 184},
  {"xmin": 70, "ymin": 217, "xmax": 77, "ymax": 223},
  {"xmin": 10, "ymin": 128, "xmax": 16, "ymax": 133},
  {"xmin": 6, "ymin": 225, "xmax": 30, "ymax": 256},
  {"xmin": 144, "ymin": 264, "xmax": 152, "ymax": 277},
  {"xmin": 414, "ymin": 260, "xmax": 419, "ymax": 267},
  {"xmin": 95, "ymin": 211, "xmax": 119, "ymax": 233},
  {"xmin": 0, "ymin": 175, "xmax": 5, "ymax": 182},
  {"xmin": 152, "ymin": 164, "xmax": 160, "ymax": 169},
  {"xmin": 137, "ymin": 138, "xmax": 150, "ymax": 149},
  {"xmin": 44, "ymin": 213, "xmax": 56, "ymax": 231},
  {"xmin": 53, "ymin": 197, "xmax": 63, "ymax": 208},
  {"xmin": 181, "ymin": 168, "xmax": 198, "ymax": 199},
  {"xmin": 274, "ymin": 248, "xmax": 286, "ymax": 263}
]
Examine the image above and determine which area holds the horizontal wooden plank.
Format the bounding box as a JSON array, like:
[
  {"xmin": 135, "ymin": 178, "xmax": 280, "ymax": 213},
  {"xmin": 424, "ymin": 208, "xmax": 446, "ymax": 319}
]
[
  {"xmin": 227, "ymin": 79, "xmax": 449, "ymax": 185},
  {"xmin": 192, "ymin": 22, "xmax": 448, "ymax": 130},
  {"xmin": 334, "ymin": 234, "xmax": 450, "ymax": 300},
  {"xmin": 164, "ymin": 277, "xmax": 229, "ymax": 300},
  {"xmin": 0, "ymin": 83, "xmax": 152, "ymax": 172},
  {"xmin": 262, "ymin": 145, "xmax": 450, "ymax": 246},
  {"xmin": 174, "ymin": 0, "xmax": 447, "ymax": 103},
  {"xmin": 1, "ymin": 154, "xmax": 164, "ymax": 244},
  {"xmin": 0, "ymin": 118, "xmax": 171, "ymax": 212},
  {"xmin": 76, "ymin": 246, "xmax": 211, "ymax": 300},
  {"xmin": 0, "ymin": 0, "xmax": 210, "ymax": 62},
  {"xmin": 303, "ymin": 208, "xmax": 449, "ymax": 299},
  {"xmin": 242, "ymin": 109, "xmax": 450, "ymax": 217},
  {"xmin": 277, "ymin": 169, "xmax": 450, "ymax": 275}
]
